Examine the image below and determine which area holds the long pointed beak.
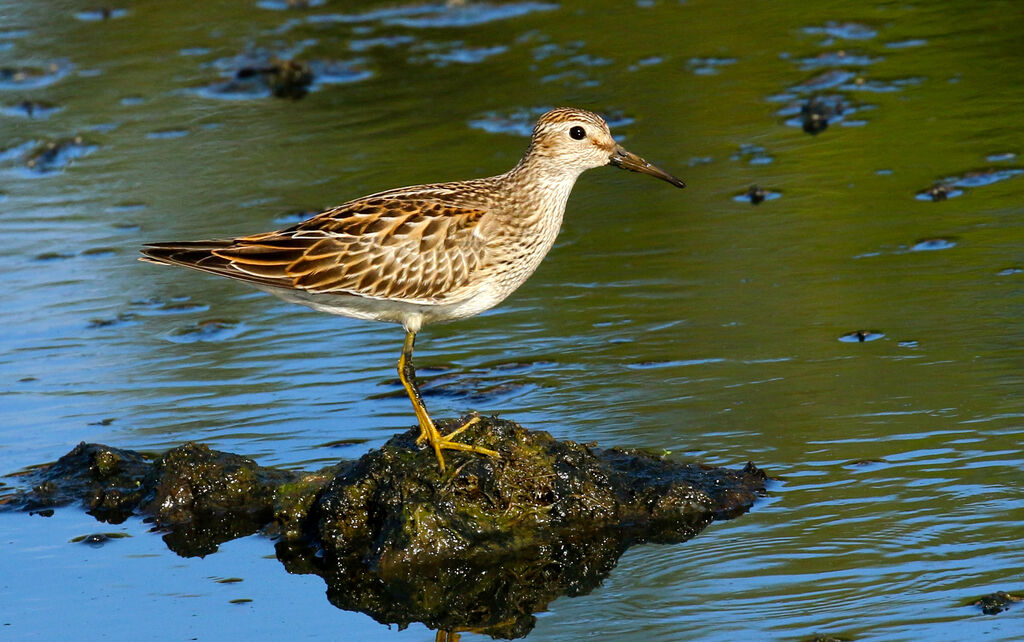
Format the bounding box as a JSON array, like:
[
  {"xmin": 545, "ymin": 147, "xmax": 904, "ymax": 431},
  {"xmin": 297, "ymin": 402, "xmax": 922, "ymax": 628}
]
[{"xmin": 609, "ymin": 145, "xmax": 686, "ymax": 188}]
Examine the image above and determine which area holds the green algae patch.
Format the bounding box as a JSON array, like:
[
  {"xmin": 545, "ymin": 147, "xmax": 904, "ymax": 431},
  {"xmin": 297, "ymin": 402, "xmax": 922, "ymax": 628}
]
[
  {"xmin": 302, "ymin": 417, "xmax": 766, "ymax": 636},
  {"xmin": 3, "ymin": 416, "xmax": 767, "ymax": 637}
]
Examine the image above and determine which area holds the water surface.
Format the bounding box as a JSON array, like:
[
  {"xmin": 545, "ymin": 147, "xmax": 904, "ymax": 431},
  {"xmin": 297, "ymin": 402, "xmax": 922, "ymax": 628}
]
[{"xmin": 2, "ymin": 0, "xmax": 1023, "ymax": 639}]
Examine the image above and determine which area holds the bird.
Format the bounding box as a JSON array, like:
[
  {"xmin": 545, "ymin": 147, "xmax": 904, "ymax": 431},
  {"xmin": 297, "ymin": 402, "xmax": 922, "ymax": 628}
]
[{"xmin": 141, "ymin": 107, "xmax": 685, "ymax": 472}]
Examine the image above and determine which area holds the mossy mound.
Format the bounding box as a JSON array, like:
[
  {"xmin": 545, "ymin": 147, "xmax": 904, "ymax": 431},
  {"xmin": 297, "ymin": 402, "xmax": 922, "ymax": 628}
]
[{"xmin": 3, "ymin": 416, "xmax": 767, "ymax": 638}]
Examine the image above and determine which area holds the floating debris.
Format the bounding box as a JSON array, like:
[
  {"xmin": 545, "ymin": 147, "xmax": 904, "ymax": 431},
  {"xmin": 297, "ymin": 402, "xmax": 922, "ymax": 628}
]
[
  {"xmin": 800, "ymin": 96, "xmax": 843, "ymax": 134},
  {"xmin": 986, "ymin": 152, "xmax": 1017, "ymax": 162},
  {"xmin": 70, "ymin": 532, "xmax": 131, "ymax": 546},
  {"xmin": 0, "ymin": 62, "xmax": 70, "ymax": 89},
  {"xmin": 734, "ymin": 185, "xmax": 781, "ymax": 205},
  {"xmin": 915, "ymin": 168, "xmax": 1022, "ymax": 201},
  {"xmin": 997, "ymin": 267, "xmax": 1023, "ymax": 276},
  {"xmin": 237, "ymin": 59, "xmax": 313, "ymax": 98},
  {"xmin": 838, "ymin": 330, "xmax": 884, "ymax": 343},
  {"xmin": 897, "ymin": 340, "xmax": 919, "ymax": 348},
  {"xmin": 34, "ymin": 252, "xmax": 75, "ymax": 262},
  {"xmin": 915, "ymin": 184, "xmax": 963, "ymax": 202},
  {"xmin": 167, "ymin": 319, "xmax": 244, "ymax": 343},
  {"xmin": 968, "ymin": 591, "xmax": 1022, "ymax": 616},
  {"xmin": 25, "ymin": 136, "xmax": 98, "ymax": 174},
  {"xmin": 196, "ymin": 55, "xmax": 371, "ymax": 100},
  {"xmin": 87, "ymin": 313, "xmax": 140, "ymax": 329}
]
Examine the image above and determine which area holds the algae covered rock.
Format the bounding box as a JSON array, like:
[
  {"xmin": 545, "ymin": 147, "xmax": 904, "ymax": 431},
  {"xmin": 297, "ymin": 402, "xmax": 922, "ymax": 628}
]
[
  {"xmin": 2, "ymin": 416, "xmax": 766, "ymax": 638},
  {"xmin": 297, "ymin": 417, "xmax": 765, "ymax": 636}
]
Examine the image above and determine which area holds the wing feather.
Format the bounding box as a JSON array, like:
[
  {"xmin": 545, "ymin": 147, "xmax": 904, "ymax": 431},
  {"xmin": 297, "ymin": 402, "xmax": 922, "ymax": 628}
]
[{"xmin": 141, "ymin": 193, "xmax": 491, "ymax": 304}]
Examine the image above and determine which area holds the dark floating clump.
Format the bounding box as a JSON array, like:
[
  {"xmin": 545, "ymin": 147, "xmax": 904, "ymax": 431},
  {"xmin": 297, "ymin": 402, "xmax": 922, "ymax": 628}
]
[
  {"xmin": 734, "ymin": 185, "xmax": 781, "ymax": 205},
  {"xmin": 0, "ymin": 62, "xmax": 70, "ymax": 89},
  {"xmin": 916, "ymin": 184, "xmax": 961, "ymax": 202},
  {"xmin": 968, "ymin": 591, "xmax": 1022, "ymax": 615},
  {"xmin": 801, "ymin": 96, "xmax": 841, "ymax": 134},
  {"xmin": 167, "ymin": 319, "xmax": 243, "ymax": 343},
  {"xmin": 1, "ymin": 418, "xmax": 766, "ymax": 638},
  {"xmin": 70, "ymin": 532, "xmax": 131, "ymax": 546},
  {"xmin": 34, "ymin": 251, "xmax": 75, "ymax": 261},
  {"xmin": 25, "ymin": 136, "xmax": 98, "ymax": 174},
  {"xmin": 196, "ymin": 55, "xmax": 371, "ymax": 100},
  {"xmin": 838, "ymin": 330, "xmax": 884, "ymax": 343},
  {"xmin": 777, "ymin": 94, "xmax": 865, "ymax": 132},
  {"xmin": 917, "ymin": 168, "xmax": 1023, "ymax": 201},
  {"xmin": 236, "ymin": 59, "xmax": 313, "ymax": 99},
  {"xmin": 87, "ymin": 312, "xmax": 139, "ymax": 328}
]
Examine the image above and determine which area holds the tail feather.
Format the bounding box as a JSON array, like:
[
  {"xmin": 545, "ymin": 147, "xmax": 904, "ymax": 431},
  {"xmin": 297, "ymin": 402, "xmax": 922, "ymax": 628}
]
[{"xmin": 139, "ymin": 241, "xmax": 291, "ymax": 289}]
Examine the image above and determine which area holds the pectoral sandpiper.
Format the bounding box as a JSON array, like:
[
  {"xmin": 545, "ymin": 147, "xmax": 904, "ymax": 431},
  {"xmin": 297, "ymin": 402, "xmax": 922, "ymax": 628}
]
[{"xmin": 141, "ymin": 107, "xmax": 685, "ymax": 472}]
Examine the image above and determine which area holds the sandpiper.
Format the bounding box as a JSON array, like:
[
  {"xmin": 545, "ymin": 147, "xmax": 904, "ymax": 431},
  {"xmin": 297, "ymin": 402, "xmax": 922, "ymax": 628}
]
[{"xmin": 141, "ymin": 107, "xmax": 685, "ymax": 471}]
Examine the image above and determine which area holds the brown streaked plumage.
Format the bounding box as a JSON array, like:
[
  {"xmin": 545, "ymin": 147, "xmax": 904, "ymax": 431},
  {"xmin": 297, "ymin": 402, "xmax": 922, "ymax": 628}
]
[{"xmin": 141, "ymin": 107, "xmax": 685, "ymax": 472}]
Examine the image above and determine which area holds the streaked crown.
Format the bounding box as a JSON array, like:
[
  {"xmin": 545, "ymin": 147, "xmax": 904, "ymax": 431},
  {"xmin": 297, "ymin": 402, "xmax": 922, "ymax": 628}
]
[{"xmin": 526, "ymin": 107, "xmax": 618, "ymax": 172}]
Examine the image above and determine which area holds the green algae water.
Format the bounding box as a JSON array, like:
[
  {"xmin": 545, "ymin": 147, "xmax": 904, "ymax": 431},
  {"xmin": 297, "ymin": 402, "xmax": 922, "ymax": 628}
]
[{"xmin": 1, "ymin": 0, "xmax": 1022, "ymax": 639}]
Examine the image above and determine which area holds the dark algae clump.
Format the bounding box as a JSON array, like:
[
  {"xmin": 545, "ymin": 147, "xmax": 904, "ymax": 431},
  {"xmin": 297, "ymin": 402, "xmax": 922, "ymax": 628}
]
[{"xmin": 3, "ymin": 417, "xmax": 765, "ymax": 637}]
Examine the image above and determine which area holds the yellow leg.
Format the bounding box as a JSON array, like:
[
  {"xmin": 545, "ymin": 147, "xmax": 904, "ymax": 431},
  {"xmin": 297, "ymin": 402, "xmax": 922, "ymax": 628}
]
[{"xmin": 398, "ymin": 330, "xmax": 499, "ymax": 472}]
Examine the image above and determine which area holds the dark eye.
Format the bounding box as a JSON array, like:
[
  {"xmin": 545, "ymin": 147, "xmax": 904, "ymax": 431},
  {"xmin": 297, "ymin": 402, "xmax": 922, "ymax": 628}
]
[{"xmin": 569, "ymin": 126, "xmax": 586, "ymax": 140}]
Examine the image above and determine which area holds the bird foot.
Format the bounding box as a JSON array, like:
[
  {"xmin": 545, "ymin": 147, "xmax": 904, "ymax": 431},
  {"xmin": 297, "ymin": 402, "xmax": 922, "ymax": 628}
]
[{"xmin": 417, "ymin": 415, "xmax": 499, "ymax": 472}]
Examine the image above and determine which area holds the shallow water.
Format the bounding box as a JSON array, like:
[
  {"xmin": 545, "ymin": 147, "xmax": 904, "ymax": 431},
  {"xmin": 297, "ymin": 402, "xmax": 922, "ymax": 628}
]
[{"xmin": 2, "ymin": 0, "xmax": 1023, "ymax": 639}]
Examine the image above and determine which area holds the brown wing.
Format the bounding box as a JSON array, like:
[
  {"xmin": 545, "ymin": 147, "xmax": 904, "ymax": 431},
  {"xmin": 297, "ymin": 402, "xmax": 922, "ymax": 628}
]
[{"xmin": 141, "ymin": 196, "xmax": 490, "ymax": 305}]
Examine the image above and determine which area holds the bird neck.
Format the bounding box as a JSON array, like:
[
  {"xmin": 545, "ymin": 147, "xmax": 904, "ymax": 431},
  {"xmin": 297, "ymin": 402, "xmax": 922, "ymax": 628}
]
[{"xmin": 503, "ymin": 152, "xmax": 582, "ymax": 214}]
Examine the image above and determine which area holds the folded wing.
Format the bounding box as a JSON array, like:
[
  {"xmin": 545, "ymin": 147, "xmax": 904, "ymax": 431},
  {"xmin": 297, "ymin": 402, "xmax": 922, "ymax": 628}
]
[{"xmin": 141, "ymin": 196, "xmax": 490, "ymax": 305}]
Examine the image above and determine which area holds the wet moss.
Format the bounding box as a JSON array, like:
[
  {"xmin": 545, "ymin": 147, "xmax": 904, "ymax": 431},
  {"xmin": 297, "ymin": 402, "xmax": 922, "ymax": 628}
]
[{"xmin": 3, "ymin": 417, "xmax": 767, "ymax": 637}]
